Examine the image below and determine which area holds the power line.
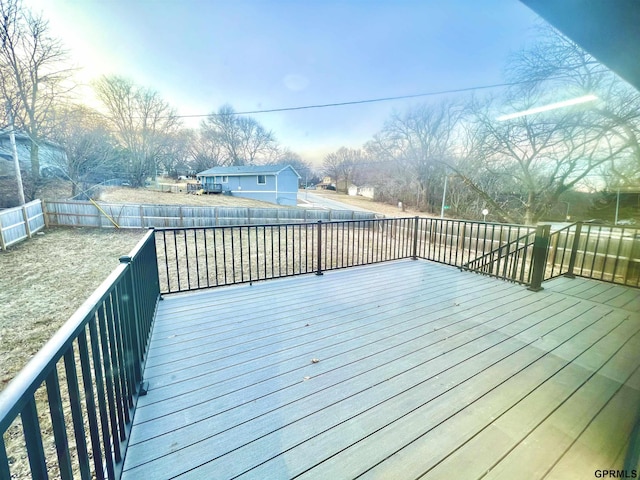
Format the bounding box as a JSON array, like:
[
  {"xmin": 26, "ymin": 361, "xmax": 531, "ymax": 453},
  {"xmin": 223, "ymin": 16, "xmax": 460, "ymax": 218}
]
[{"xmin": 174, "ymin": 73, "xmax": 604, "ymax": 119}]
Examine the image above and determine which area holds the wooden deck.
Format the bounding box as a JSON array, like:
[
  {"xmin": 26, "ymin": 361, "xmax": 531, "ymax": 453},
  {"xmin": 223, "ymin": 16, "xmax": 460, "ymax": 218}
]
[{"xmin": 121, "ymin": 260, "xmax": 640, "ymax": 479}]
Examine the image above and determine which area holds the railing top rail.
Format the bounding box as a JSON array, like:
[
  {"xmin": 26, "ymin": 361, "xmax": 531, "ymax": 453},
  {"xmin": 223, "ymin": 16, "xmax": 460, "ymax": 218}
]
[
  {"xmin": 153, "ymin": 216, "xmax": 405, "ymax": 232},
  {"xmin": 421, "ymin": 217, "xmax": 539, "ymax": 229},
  {"xmin": 151, "ymin": 217, "xmax": 555, "ymax": 233},
  {"xmin": 548, "ymin": 222, "xmax": 579, "ymax": 234},
  {"xmin": 0, "ymin": 229, "xmax": 155, "ymax": 432}
]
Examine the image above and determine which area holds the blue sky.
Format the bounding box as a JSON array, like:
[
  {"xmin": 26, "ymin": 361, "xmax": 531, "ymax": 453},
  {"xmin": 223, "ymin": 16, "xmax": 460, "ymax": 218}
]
[{"xmin": 25, "ymin": 0, "xmax": 541, "ymax": 164}]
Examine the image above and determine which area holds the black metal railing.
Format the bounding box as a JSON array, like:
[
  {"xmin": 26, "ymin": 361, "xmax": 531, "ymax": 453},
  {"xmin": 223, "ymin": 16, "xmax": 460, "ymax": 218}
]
[
  {"xmin": 0, "ymin": 229, "xmax": 160, "ymax": 480},
  {"xmin": 460, "ymin": 230, "xmax": 537, "ymax": 284},
  {"xmin": 156, "ymin": 217, "xmax": 639, "ymax": 294},
  {"xmin": 545, "ymin": 222, "xmax": 640, "ymax": 287},
  {"xmin": 155, "ymin": 218, "xmax": 416, "ymax": 293},
  {"xmin": 415, "ymin": 218, "xmax": 538, "ymax": 284}
]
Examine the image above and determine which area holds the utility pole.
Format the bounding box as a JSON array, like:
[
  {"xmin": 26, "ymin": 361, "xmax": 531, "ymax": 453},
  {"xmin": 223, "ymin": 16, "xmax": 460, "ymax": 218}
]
[
  {"xmin": 440, "ymin": 174, "xmax": 448, "ymax": 219},
  {"xmin": 6, "ymin": 103, "xmax": 26, "ymax": 205}
]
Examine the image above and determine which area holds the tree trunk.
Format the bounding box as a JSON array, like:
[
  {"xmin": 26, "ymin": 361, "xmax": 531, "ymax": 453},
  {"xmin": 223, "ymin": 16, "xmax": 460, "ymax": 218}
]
[
  {"xmin": 30, "ymin": 140, "xmax": 40, "ymax": 180},
  {"xmin": 524, "ymin": 191, "xmax": 535, "ymax": 225}
]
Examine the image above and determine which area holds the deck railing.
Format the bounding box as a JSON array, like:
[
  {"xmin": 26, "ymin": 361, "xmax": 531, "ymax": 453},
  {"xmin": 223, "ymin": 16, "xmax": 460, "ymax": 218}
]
[
  {"xmin": 545, "ymin": 222, "xmax": 640, "ymax": 287},
  {"xmin": 155, "ymin": 218, "xmax": 416, "ymax": 293},
  {"xmin": 155, "ymin": 218, "xmax": 640, "ymax": 294},
  {"xmin": 0, "ymin": 229, "xmax": 160, "ymax": 480}
]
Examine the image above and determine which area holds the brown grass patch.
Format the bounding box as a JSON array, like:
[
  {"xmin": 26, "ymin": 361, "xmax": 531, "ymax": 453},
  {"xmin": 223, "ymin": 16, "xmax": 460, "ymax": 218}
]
[
  {"xmin": 0, "ymin": 227, "xmax": 145, "ymax": 391},
  {"xmin": 99, "ymin": 186, "xmax": 292, "ymax": 208}
]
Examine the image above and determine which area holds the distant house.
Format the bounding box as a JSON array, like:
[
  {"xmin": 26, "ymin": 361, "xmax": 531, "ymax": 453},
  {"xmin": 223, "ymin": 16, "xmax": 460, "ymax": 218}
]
[
  {"xmin": 196, "ymin": 164, "xmax": 301, "ymax": 206},
  {"xmin": 348, "ymin": 184, "xmax": 375, "ymax": 199},
  {"xmin": 0, "ymin": 129, "xmax": 67, "ymax": 177}
]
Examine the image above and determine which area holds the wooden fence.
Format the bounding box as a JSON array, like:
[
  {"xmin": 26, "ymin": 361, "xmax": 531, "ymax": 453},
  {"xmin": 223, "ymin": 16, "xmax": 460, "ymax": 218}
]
[
  {"xmin": 0, "ymin": 200, "xmax": 46, "ymax": 250},
  {"xmin": 44, "ymin": 200, "xmax": 377, "ymax": 228}
]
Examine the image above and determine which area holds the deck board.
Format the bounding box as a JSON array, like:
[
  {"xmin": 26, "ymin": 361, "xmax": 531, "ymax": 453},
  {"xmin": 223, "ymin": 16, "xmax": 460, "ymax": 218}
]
[
  {"xmin": 545, "ymin": 276, "xmax": 640, "ymax": 312},
  {"xmin": 121, "ymin": 260, "xmax": 640, "ymax": 479}
]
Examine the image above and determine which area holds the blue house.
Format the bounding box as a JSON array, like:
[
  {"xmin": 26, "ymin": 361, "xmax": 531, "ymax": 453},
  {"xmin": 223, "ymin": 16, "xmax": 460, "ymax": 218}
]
[{"xmin": 196, "ymin": 164, "xmax": 301, "ymax": 206}]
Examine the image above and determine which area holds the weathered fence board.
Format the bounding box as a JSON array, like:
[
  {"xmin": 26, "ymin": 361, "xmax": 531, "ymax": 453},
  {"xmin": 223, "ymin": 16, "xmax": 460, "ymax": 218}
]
[
  {"xmin": 43, "ymin": 200, "xmax": 376, "ymax": 229},
  {"xmin": 0, "ymin": 200, "xmax": 46, "ymax": 250}
]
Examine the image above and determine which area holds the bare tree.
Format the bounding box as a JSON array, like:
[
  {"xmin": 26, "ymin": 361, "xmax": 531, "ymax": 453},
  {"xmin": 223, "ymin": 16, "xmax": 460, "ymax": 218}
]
[
  {"xmin": 450, "ymin": 26, "xmax": 640, "ymax": 224},
  {"xmin": 0, "ymin": 0, "xmax": 72, "ymax": 180},
  {"xmin": 272, "ymin": 149, "xmax": 313, "ymax": 186},
  {"xmin": 366, "ymin": 101, "xmax": 461, "ymax": 210},
  {"xmin": 188, "ymin": 128, "xmax": 227, "ymax": 173},
  {"xmin": 457, "ymin": 91, "xmax": 622, "ymax": 224},
  {"xmin": 322, "ymin": 147, "xmax": 365, "ymax": 193},
  {"xmin": 94, "ymin": 75, "xmax": 179, "ymax": 187},
  {"xmin": 201, "ymin": 104, "xmax": 278, "ymax": 166},
  {"xmin": 50, "ymin": 104, "xmax": 120, "ymax": 196}
]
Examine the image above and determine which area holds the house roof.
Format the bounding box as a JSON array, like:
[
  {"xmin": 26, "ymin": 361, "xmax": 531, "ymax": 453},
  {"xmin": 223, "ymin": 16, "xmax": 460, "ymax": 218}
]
[
  {"xmin": 197, "ymin": 164, "xmax": 301, "ymax": 178},
  {"xmin": 0, "ymin": 128, "xmax": 65, "ymax": 150}
]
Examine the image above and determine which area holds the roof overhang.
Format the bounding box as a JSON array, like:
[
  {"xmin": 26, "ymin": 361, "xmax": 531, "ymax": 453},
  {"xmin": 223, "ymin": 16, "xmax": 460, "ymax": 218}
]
[{"xmin": 520, "ymin": 0, "xmax": 640, "ymax": 91}]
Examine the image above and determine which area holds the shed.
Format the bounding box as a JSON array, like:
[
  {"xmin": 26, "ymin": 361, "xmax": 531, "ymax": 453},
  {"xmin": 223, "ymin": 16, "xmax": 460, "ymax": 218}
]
[{"xmin": 196, "ymin": 164, "xmax": 301, "ymax": 206}]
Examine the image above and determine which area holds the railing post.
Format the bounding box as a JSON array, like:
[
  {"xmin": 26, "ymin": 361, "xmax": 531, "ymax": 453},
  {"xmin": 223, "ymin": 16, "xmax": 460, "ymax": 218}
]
[
  {"xmin": 412, "ymin": 216, "xmax": 419, "ymax": 260},
  {"xmin": 527, "ymin": 224, "xmax": 551, "ymax": 292},
  {"xmin": 316, "ymin": 220, "xmax": 323, "ymax": 275},
  {"xmin": 565, "ymin": 222, "xmax": 583, "ymax": 279},
  {"xmin": 119, "ymin": 255, "xmax": 147, "ymax": 395}
]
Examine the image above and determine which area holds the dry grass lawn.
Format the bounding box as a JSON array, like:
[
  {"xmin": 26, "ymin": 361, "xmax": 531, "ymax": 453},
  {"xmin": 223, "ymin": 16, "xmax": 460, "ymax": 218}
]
[
  {"xmin": 0, "ymin": 227, "xmax": 145, "ymax": 391},
  {"xmin": 99, "ymin": 186, "xmax": 290, "ymax": 208}
]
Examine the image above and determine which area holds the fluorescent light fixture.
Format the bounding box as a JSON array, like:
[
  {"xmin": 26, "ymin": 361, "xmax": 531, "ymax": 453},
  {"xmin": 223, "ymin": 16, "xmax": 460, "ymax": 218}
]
[{"xmin": 497, "ymin": 94, "xmax": 598, "ymax": 121}]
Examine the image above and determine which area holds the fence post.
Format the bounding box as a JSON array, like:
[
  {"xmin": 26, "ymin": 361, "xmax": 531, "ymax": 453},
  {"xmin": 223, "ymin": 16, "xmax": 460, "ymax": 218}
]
[
  {"xmin": 565, "ymin": 222, "xmax": 583, "ymax": 279},
  {"xmin": 21, "ymin": 204, "xmax": 32, "ymax": 238},
  {"xmin": 316, "ymin": 220, "xmax": 323, "ymax": 276},
  {"xmin": 412, "ymin": 216, "xmax": 419, "ymax": 260},
  {"xmin": 41, "ymin": 200, "xmax": 49, "ymax": 228},
  {"xmin": 527, "ymin": 224, "xmax": 551, "ymax": 292},
  {"xmin": 0, "ymin": 213, "xmax": 5, "ymax": 251}
]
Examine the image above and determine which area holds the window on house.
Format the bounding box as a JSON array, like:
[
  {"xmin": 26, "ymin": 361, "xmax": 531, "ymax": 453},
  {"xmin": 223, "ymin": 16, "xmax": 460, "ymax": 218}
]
[
  {"xmin": 219, "ymin": 176, "xmax": 228, "ymax": 183},
  {"xmin": 257, "ymin": 175, "xmax": 266, "ymax": 184}
]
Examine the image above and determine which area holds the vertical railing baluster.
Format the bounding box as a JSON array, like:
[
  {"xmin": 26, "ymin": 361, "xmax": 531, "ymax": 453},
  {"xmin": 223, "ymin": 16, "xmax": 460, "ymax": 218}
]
[
  {"xmin": 173, "ymin": 230, "xmax": 180, "ymax": 292},
  {"xmin": 203, "ymin": 228, "xmax": 210, "ymax": 288},
  {"xmin": 21, "ymin": 397, "xmax": 48, "ymax": 480},
  {"xmin": 45, "ymin": 368, "xmax": 73, "ymax": 480},
  {"xmin": 96, "ymin": 306, "xmax": 121, "ymax": 463},
  {"xmin": 285, "ymin": 225, "xmax": 290, "ymax": 274},
  {"xmin": 316, "ymin": 220, "xmax": 323, "ymax": 275},
  {"xmin": 611, "ymin": 227, "xmax": 625, "ymax": 282},
  {"xmin": 194, "ymin": 229, "xmax": 201, "ymax": 289},
  {"xmin": 104, "ymin": 295, "xmax": 127, "ymax": 437},
  {"xmin": 113, "ymin": 284, "xmax": 134, "ymax": 409},
  {"xmin": 249, "ymin": 226, "xmax": 254, "ymax": 281},
  {"xmin": 213, "ymin": 228, "xmax": 220, "ymax": 286},
  {"xmin": 0, "ymin": 436, "xmax": 12, "ymax": 480},
  {"xmin": 221, "ymin": 228, "xmax": 228, "ymax": 285},
  {"xmin": 87, "ymin": 317, "xmax": 115, "ymax": 479},
  {"xmin": 78, "ymin": 330, "xmax": 105, "ymax": 480},
  {"xmin": 589, "ymin": 226, "xmax": 603, "ymax": 277},
  {"xmin": 565, "ymin": 222, "xmax": 583, "ymax": 278},
  {"xmin": 183, "ymin": 229, "xmax": 191, "ymax": 290}
]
